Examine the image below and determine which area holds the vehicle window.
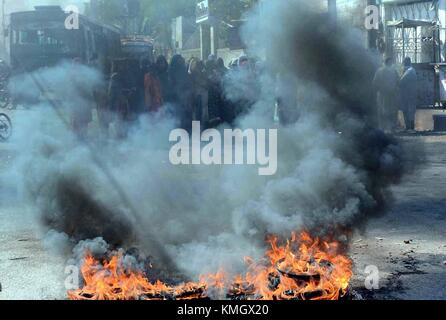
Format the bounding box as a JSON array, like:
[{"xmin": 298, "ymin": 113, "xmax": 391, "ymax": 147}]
[
  {"xmin": 14, "ymin": 29, "xmax": 70, "ymax": 46},
  {"xmin": 14, "ymin": 30, "xmax": 38, "ymax": 44}
]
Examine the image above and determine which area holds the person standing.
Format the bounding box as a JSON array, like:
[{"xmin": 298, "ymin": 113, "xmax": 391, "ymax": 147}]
[
  {"xmin": 108, "ymin": 60, "xmax": 129, "ymax": 138},
  {"xmin": 155, "ymin": 55, "xmax": 170, "ymax": 103},
  {"xmin": 216, "ymin": 58, "xmax": 227, "ymax": 75},
  {"xmin": 169, "ymin": 54, "xmax": 193, "ymax": 130},
  {"xmin": 189, "ymin": 58, "xmax": 209, "ymax": 125},
  {"xmin": 400, "ymin": 57, "xmax": 418, "ymax": 131},
  {"xmin": 144, "ymin": 62, "xmax": 163, "ymax": 113},
  {"xmin": 207, "ymin": 58, "xmax": 227, "ymax": 126},
  {"xmin": 373, "ymin": 57, "xmax": 400, "ymax": 132}
]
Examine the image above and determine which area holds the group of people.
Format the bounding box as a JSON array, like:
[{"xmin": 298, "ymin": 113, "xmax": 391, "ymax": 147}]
[
  {"xmin": 104, "ymin": 53, "xmax": 249, "ymax": 136},
  {"xmin": 373, "ymin": 56, "xmax": 418, "ymax": 132},
  {"xmin": 72, "ymin": 52, "xmax": 417, "ymax": 139}
]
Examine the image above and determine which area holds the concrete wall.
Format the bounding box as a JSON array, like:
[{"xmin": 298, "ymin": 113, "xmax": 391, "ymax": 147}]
[
  {"xmin": 179, "ymin": 48, "xmax": 201, "ymax": 62},
  {"xmin": 217, "ymin": 48, "xmax": 245, "ymax": 66},
  {"xmin": 177, "ymin": 47, "xmax": 245, "ymax": 68}
]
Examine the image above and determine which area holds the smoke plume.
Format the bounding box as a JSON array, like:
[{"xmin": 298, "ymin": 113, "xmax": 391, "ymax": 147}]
[{"xmin": 4, "ymin": 0, "xmax": 412, "ymax": 280}]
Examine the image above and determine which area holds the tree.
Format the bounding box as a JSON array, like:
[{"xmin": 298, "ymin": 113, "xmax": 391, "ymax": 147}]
[
  {"xmin": 86, "ymin": 0, "xmax": 126, "ymax": 27},
  {"xmin": 139, "ymin": 0, "xmax": 195, "ymax": 49},
  {"xmin": 139, "ymin": 0, "xmax": 258, "ymax": 42},
  {"xmin": 85, "ymin": 0, "xmax": 258, "ymax": 49},
  {"xmin": 211, "ymin": 0, "xmax": 258, "ymax": 24},
  {"xmin": 85, "ymin": 0, "xmax": 195, "ymax": 50},
  {"xmin": 210, "ymin": 0, "xmax": 259, "ymax": 47},
  {"xmin": 140, "ymin": 0, "xmax": 195, "ymax": 23}
]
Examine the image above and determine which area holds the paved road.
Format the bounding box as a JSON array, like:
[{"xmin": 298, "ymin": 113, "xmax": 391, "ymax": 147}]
[
  {"xmin": 0, "ymin": 108, "xmax": 67, "ymax": 300},
  {"xmin": 352, "ymin": 136, "xmax": 446, "ymax": 299},
  {"xmin": 1, "ymin": 109, "xmax": 446, "ymax": 300},
  {"xmin": 0, "ymin": 204, "xmax": 67, "ymax": 299}
]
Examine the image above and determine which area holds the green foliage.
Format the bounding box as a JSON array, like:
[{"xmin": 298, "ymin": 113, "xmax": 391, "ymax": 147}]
[
  {"xmin": 85, "ymin": 0, "xmax": 258, "ymax": 48},
  {"xmin": 140, "ymin": 0, "xmax": 195, "ymax": 24},
  {"xmin": 139, "ymin": 0, "xmax": 258, "ymax": 24},
  {"xmin": 87, "ymin": 0, "xmax": 258, "ymax": 26},
  {"xmin": 87, "ymin": 0, "xmax": 126, "ymax": 26},
  {"xmin": 211, "ymin": 0, "xmax": 258, "ymax": 23},
  {"xmin": 210, "ymin": 0, "xmax": 258, "ymax": 47}
]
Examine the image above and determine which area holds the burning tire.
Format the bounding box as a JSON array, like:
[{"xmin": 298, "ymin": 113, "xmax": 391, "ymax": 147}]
[{"xmin": 68, "ymin": 232, "xmax": 353, "ymax": 301}]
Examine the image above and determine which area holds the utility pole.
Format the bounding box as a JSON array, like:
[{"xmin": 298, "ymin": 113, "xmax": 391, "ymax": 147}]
[
  {"xmin": 196, "ymin": 0, "xmax": 212, "ymax": 60},
  {"xmin": 327, "ymin": 0, "xmax": 337, "ymax": 22},
  {"xmin": 2, "ymin": 0, "xmax": 5, "ymax": 47}
]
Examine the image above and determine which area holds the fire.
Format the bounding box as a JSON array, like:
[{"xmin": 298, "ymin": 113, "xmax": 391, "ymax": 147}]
[
  {"xmin": 68, "ymin": 232, "xmax": 352, "ymax": 300},
  {"xmin": 67, "ymin": 253, "xmax": 214, "ymax": 300},
  {"xmin": 231, "ymin": 232, "xmax": 352, "ymax": 300}
]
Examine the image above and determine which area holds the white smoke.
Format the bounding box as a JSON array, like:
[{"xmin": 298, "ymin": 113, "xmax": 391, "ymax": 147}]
[{"xmin": 4, "ymin": 0, "xmax": 408, "ymax": 281}]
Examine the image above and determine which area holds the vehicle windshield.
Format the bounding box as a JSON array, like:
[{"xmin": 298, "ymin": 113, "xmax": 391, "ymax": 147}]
[{"xmin": 122, "ymin": 44, "xmax": 152, "ymax": 54}]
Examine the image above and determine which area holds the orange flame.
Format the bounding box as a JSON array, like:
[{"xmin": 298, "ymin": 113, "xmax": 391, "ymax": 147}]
[
  {"xmin": 235, "ymin": 232, "xmax": 352, "ymax": 300},
  {"xmin": 68, "ymin": 232, "xmax": 352, "ymax": 300}
]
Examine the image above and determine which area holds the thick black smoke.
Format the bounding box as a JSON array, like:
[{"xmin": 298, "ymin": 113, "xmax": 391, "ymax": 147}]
[
  {"xmin": 234, "ymin": 0, "xmax": 413, "ymax": 235},
  {"xmin": 4, "ymin": 0, "xmax": 420, "ymax": 280}
]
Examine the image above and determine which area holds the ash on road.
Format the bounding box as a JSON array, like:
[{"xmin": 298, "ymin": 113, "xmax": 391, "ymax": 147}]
[{"xmin": 352, "ymin": 135, "xmax": 446, "ymax": 300}]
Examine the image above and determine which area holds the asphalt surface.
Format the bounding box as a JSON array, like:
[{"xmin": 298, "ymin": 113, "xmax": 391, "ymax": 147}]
[
  {"xmin": 0, "ymin": 109, "xmax": 66, "ymax": 299},
  {"xmin": 0, "ymin": 109, "xmax": 446, "ymax": 300}
]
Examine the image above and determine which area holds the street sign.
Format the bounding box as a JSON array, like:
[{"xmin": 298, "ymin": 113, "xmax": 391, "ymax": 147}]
[{"xmin": 196, "ymin": 0, "xmax": 209, "ymax": 24}]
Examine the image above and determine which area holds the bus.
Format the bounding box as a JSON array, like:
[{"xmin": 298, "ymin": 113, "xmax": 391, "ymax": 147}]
[{"xmin": 8, "ymin": 5, "xmax": 122, "ymax": 75}]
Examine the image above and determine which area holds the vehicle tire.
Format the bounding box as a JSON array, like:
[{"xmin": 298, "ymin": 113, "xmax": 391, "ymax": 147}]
[
  {"xmin": 0, "ymin": 91, "xmax": 10, "ymax": 109},
  {"xmin": 0, "ymin": 79, "xmax": 10, "ymax": 109},
  {"xmin": 0, "ymin": 113, "xmax": 12, "ymax": 141}
]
